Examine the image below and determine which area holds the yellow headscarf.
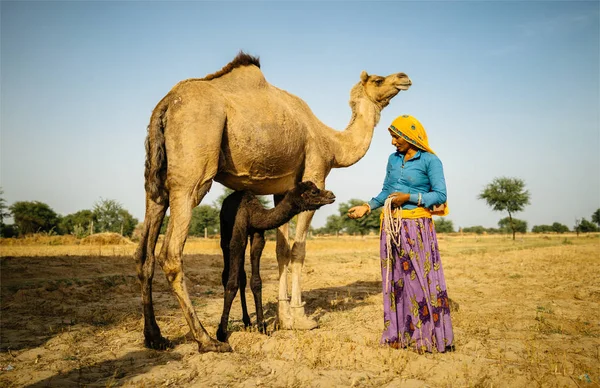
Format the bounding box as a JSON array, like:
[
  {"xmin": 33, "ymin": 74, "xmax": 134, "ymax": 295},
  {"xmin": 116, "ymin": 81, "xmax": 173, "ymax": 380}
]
[
  {"xmin": 388, "ymin": 115, "xmax": 435, "ymax": 155},
  {"xmin": 388, "ymin": 115, "xmax": 449, "ymax": 217}
]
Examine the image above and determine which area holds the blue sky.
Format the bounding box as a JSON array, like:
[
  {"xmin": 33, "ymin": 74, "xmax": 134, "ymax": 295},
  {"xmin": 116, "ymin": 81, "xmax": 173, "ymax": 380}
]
[{"xmin": 1, "ymin": 1, "xmax": 599, "ymax": 231}]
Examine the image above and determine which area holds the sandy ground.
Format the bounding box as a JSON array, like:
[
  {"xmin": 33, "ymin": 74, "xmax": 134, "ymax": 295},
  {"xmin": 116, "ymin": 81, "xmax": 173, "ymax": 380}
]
[{"xmin": 0, "ymin": 234, "xmax": 599, "ymax": 387}]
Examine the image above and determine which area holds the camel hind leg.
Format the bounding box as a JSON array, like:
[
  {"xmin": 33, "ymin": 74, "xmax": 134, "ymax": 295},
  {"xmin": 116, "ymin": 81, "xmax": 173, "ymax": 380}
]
[
  {"xmin": 134, "ymin": 194, "xmax": 170, "ymax": 349},
  {"xmin": 159, "ymin": 182, "xmax": 231, "ymax": 353}
]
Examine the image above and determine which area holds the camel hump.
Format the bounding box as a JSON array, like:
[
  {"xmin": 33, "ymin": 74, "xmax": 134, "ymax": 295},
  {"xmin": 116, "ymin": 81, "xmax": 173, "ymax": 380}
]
[{"xmin": 202, "ymin": 51, "xmax": 260, "ymax": 81}]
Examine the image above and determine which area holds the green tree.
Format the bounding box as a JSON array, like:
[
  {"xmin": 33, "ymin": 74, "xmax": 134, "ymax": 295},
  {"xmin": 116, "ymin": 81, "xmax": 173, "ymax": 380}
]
[
  {"xmin": 551, "ymin": 222, "xmax": 569, "ymax": 233},
  {"xmin": 9, "ymin": 201, "xmax": 59, "ymax": 235},
  {"xmin": 339, "ymin": 199, "xmax": 382, "ymax": 235},
  {"xmin": 575, "ymin": 218, "xmax": 599, "ymax": 234},
  {"xmin": 93, "ymin": 199, "xmax": 138, "ymax": 237},
  {"xmin": 160, "ymin": 214, "xmax": 170, "ymax": 234},
  {"xmin": 532, "ymin": 225, "xmax": 551, "ymax": 233},
  {"xmin": 434, "ymin": 218, "xmax": 454, "ymax": 233},
  {"xmin": 0, "ymin": 188, "xmax": 15, "ymax": 237},
  {"xmin": 0, "ymin": 188, "xmax": 9, "ymax": 228},
  {"xmin": 189, "ymin": 205, "xmax": 220, "ymax": 237},
  {"xmin": 498, "ymin": 217, "xmax": 527, "ymax": 234},
  {"xmin": 462, "ymin": 225, "xmax": 486, "ymax": 235},
  {"xmin": 592, "ymin": 209, "xmax": 600, "ymax": 228},
  {"xmin": 59, "ymin": 209, "xmax": 95, "ymax": 237},
  {"xmin": 479, "ymin": 177, "xmax": 531, "ymax": 240},
  {"xmin": 315, "ymin": 214, "xmax": 345, "ymax": 235}
]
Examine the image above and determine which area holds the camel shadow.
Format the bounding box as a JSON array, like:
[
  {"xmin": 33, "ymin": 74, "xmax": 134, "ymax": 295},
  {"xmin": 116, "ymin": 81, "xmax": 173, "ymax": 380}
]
[
  {"xmin": 302, "ymin": 280, "xmax": 381, "ymax": 320},
  {"xmin": 252, "ymin": 280, "xmax": 381, "ymax": 331},
  {"xmin": 22, "ymin": 350, "xmax": 183, "ymax": 387}
]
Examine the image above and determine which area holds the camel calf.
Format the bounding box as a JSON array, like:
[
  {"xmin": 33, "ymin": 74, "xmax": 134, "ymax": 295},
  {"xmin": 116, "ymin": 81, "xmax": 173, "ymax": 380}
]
[{"xmin": 217, "ymin": 181, "xmax": 335, "ymax": 342}]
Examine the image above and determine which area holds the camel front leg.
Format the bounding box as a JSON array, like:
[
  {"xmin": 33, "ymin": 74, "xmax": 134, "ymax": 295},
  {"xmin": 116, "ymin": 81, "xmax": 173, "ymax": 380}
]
[
  {"xmin": 159, "ymin": 191, "xmax": 231, "ymax": 353},
  {"xmin": 289, "ymin": 210, "xmax": 318, "ymax": 330}
]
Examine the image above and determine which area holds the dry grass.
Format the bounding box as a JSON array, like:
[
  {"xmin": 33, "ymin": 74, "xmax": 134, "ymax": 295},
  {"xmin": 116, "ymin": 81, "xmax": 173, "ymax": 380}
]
[{"xmin": 0, "ymin": 234, "xmax": 599, "ymax": 387}]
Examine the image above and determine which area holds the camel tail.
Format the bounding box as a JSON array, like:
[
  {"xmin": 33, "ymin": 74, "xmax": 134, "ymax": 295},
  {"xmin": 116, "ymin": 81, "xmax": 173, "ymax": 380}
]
[{"xmin": 144, "ymin": 96, "xmax": 169, "ymax": 204}]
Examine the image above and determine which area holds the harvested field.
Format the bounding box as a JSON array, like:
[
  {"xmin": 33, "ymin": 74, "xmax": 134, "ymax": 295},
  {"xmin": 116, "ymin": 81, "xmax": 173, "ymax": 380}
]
[{"xmin": 1, "ymin": 234, "xmax": 599, "ymax": 387}]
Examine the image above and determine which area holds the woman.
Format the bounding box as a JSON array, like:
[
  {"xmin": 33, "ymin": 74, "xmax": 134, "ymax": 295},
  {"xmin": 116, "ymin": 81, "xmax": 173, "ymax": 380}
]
[{"xmin": 348, "ymin": 114, "xmax": 454, "ymax": 353}]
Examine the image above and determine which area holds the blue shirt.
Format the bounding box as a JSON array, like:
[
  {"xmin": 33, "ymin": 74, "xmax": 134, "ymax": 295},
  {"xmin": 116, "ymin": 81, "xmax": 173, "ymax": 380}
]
[{"xmin": 367, "ymin": 150, "xmax": 447, "ymax": 211}]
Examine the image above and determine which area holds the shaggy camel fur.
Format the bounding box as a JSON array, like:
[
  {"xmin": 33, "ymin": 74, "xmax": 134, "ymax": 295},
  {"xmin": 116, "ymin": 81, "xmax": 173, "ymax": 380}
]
[
  {"xmin": 216, "ymin": 181, "xmax": 335, "ymax": 342},
  {"xmin": 135, "ymin": 51, "xmax": 411, "ymax": 352}
]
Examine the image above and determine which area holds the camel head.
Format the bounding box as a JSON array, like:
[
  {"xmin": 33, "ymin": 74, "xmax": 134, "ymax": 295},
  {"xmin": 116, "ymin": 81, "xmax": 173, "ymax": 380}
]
[
  {"xmin": 360, "ymin": 71, "xmax": 412, "ymax": 109},
  {"xmin": 290, "ymin": 181, "xmax": 336, "ymax": 212}
]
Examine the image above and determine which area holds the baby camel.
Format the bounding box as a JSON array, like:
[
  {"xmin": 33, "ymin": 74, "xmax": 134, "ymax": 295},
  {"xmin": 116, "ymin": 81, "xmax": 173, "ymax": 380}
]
[{"xmin": 217, "ymin": 181, "xmax": 335, "ymax": 342}]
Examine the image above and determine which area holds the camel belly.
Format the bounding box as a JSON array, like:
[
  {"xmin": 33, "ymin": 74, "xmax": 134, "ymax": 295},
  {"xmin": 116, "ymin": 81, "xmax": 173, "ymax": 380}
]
[
  {"xmin": 214, "ymin": 172, "xmax": 298, "ymax": 195},
  {"xmin": 215, "ymin": 123, "xmax": 306, "ymax": 194},
  {"xmin": 213, "ymin": 91, "xmax": 313, "ymax": 194}
]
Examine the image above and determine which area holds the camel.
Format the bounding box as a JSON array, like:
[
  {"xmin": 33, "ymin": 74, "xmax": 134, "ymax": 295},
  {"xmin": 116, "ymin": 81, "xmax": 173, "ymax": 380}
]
[
  {"xmin": 216, "ymin": 181, "xmax": 335, "ymax": 343},
  {"xmin": 134, "ymin": 51, "xmax": 411, "ymax": 353}
]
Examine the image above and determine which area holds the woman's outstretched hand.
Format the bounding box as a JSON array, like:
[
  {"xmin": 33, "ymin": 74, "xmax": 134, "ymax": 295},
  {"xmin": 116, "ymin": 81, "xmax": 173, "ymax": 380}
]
[{"xmin": 347, "ymin": 204, "xmax": 370, "ymax": 219}]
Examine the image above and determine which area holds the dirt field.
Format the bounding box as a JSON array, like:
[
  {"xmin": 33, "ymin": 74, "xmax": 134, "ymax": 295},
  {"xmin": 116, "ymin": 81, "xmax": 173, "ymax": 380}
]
[{"xmin": 1, "ymin": 234, "xmax": 599, "ymax": 387}]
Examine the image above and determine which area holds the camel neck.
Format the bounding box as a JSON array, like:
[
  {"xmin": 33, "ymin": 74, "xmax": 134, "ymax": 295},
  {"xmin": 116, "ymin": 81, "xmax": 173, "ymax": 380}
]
[
  {"xmin": 250, "ymin": 198, "xmax": 297, "ymax": 231},
  {"xmin": 329, "ymin": 84, "xmax": 381, "ymax": 168}
]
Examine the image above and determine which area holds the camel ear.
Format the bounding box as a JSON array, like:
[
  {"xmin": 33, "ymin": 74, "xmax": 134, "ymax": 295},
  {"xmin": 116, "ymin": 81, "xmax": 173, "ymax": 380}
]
[{"xmin": 360, "ymin": 71, "xmax": 369, "ymax": 84}]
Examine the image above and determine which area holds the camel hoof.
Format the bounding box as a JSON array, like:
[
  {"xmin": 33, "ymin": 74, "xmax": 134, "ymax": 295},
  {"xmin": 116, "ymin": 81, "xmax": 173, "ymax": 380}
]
[
  {"xmin": 277, "ymin": 301, "xmax": 293, "ymax": 330},
  {"xmin": 259, "ymin": 322, "xmax": 268, "ymax": 334},
  {"xmin": 290, "ymin": 304, "xmax": 318, "ymax": 330},
  {"xmin": 291, "ymin": 315, "xmax": 319, "ymax": 330},
  {"xmin": 216, "ymin": 327, "xmax": 228, "ymax": 343},
  {"xmin": 199, "ymin": 338, "xmax": 232, "ymax": 353},
  {"xmin": 144, "ymin": 336, "xmax": 173, "ymax": 350}
]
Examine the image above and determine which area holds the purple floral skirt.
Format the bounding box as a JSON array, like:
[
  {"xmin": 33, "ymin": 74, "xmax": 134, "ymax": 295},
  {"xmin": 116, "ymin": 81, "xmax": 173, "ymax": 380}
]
[{"xmin": 380, "ymin": 217, "xmax": 454, "ymax": 353}]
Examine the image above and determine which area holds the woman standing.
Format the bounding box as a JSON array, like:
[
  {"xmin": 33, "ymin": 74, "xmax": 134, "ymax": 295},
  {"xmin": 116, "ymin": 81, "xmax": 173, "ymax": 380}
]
[{"xmin": 347, "ymin": 115, "xmax": 454, "ymax": 353}]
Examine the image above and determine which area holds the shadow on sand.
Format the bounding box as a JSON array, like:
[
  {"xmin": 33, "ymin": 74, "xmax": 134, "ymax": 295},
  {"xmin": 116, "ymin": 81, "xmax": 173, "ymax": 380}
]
[{"xmin": 23, "ymin": 350, "xmax": 183, "ymax": 388}]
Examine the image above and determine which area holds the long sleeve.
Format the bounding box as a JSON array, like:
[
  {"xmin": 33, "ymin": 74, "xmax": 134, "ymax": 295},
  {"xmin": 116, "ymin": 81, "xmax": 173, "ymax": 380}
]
[
  {"xmin": 408, "ymin": 156, "xmax": 447, "ymax": 208},
  {"xmin": 367, "ymin": 151, "xmax": 447, "ymax": 211}
]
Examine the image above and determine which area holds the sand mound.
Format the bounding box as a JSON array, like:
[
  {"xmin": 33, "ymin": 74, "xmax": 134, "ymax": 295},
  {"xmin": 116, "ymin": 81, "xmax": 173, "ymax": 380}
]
[{"xmin": 81, "ymin": 232, "xmax": 133, "ymax": 245}]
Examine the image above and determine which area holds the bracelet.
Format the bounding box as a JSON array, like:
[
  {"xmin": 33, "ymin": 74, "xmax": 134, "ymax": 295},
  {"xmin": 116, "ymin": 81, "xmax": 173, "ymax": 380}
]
[
  {"xmin": 363, "ymin": 203, "xmax": 371, "ymax": 215},
  {"xmin": 417, "ymin": 193, "xmax": 422, "ymax": 207}
]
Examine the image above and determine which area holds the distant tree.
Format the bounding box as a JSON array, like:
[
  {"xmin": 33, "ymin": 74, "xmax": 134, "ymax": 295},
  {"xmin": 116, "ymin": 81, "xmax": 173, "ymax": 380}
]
[
  {"xmin": 93, "ymin": 199, "xmax": 138, "ymax": 237},
  {"xmin": 498, "ymin": 217, "xmax": 527, "ymax": 234},
  {"xmin": 592, "ymin": 209, "xmax": 600, "ymax": 228},
  {"xmin": 160, "ymin": 214, "xmax": 170, "ymax": 234},
  {"xmin": 0, "ymin": 188, "xmax": 9, "ymax": 227},
  {"xmin": 479, "ymin": 177, "xmax": 531, "ymax": 240},
  {"xmin": 316, "ymin": 214, "xmax": 345, "ymax": 235},
  {"xmin": 434, "ymin": 218, "xmax": 454, "ymax": 233},
  {"xmin": 532, "ymin": 224, "xmax": 552, "ymax": 233},
  {"xmin": 9, "ymin": 201, "xmax": 59, "ymax": 235},
  {"xmin": 189, "ymin": 205, "xmax": 220, "ymax": 237},
  {"xmin": 0, "ymin": 188, "xmax": 14, "ymax": 237},
  {"xmin": 339, "ymin": 199, "xmax": 382, "ymax": 235},
  {"xmin": 551, "ymin": 222, "xmax": 569, "ymax": 233},
  {"xmin": 462, "ymin": 225, "xmax": 486, "ymax": 235},
  {"xmin": 575, "ymin": 218, "xmax": 599, "ymax": 234},
  {"xmin": 574, "ymin": 219, "xmax": 581, "ymax": 237},
  {"xmin": 59, "ymin": 209, "xmax": 95, "ymax": 237}
]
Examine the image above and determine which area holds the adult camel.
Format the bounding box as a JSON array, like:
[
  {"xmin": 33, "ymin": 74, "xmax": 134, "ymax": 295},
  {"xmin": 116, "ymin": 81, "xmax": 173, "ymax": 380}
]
[{"xmin": 135, "ymin": 52, "xmax": 412, "ymax": 352}]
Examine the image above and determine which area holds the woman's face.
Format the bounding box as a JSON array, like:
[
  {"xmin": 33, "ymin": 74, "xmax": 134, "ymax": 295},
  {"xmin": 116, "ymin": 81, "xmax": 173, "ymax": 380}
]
[{"xmin": 391, "ymin": 133, "xmax": 411, "ymax": 154}]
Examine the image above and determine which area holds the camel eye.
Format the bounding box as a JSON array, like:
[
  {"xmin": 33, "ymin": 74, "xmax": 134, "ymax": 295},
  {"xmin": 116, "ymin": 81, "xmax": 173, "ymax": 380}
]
[{"xmin": 374, "ymin": 79, "xmax": 383, "ymax": 86}]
